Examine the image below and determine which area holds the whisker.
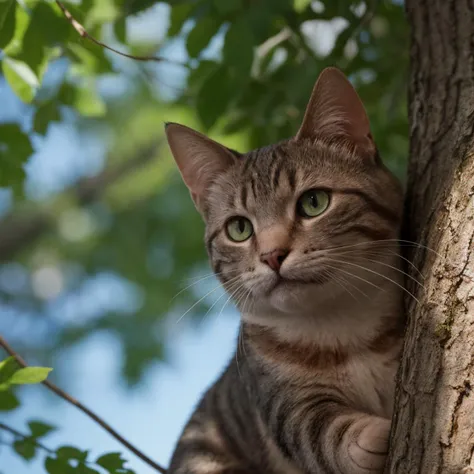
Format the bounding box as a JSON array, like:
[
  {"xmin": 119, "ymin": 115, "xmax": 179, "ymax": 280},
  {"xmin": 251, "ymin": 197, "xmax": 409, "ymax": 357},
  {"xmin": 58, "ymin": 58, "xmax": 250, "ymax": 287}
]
[
  {"xmin": 327, "ymin": 257, "xmax": 420, "ymax": 304},
  {"xmin": 323, "ymin": 267, "xmax": 360, "ymax": 302},
  {"xmin": 331, "ymin": 253, "xmax": 426, "ymax": 290},
  {"xmin": 201, "ymin": 279, "xmax": 242, "ymax": 322},
  {"xmin": 323, "ymin": 264, "xmax": 369, "ymax": 300},
  {"xmin": 178, "ymin": 268, "xmax": 240, "ymax": 283},
  {"xmin": 325, "ymin": 262, "xmax": 385, "ymax": 292},
  {"xmin": 170, "ymin": 274, "xmax": 219, "ymax": 303},
  {"xmin": 239, "ymin": 286, "xmax": 254, "ymax": 316},
  {"xmin": 172, "ymin": 271, "xmax": 242, "ymax": 303},
  {"xmin": 334, "ymin": 248, "xmax": 425, "ymax": 280},
  {"xmin": 174, "ymin": 276, "xmax": 241, "ymax": 324},
  {"xmin": 294, "ymin": 259, "xmax": 385, "ymax": 293},
  {"xmin": 217, "ymin": 283, "xmax": 247, "ymax": 321},
  {"xmin": 313, "ymin": 238, "xmax": 442, "ymax": 261}
]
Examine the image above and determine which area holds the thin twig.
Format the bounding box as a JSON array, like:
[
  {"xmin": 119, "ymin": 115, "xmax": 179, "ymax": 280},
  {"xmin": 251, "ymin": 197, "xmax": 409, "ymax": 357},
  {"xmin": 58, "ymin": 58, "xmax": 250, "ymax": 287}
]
[
  {"xmin": 0, "ymin": 422, "xmax": 134, "ymax": 471},
  {"xmin": 55, "ymin": 0, "xmax": 189, "ymax": 69},
  {"xmin": 0, "ymin": 422, "xmax": 56, "ymax": 455},
  {"xmin": 0, "ymin": 335, "xmax": 167, "ymax": 474}
]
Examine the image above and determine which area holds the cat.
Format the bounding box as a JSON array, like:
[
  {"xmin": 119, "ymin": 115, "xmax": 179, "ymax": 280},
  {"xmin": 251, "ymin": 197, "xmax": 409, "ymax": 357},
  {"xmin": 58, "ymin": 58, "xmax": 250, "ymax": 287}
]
[{"xmin": 164, "ymin": 67, "xmax": 405, "ymax": 474}]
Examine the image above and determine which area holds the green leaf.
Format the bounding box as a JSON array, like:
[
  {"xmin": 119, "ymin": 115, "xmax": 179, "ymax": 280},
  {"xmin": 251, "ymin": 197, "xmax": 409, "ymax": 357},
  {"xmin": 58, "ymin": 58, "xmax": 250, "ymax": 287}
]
[
  {"xmin": 58, "ymin": 82, "xmax": 76, "ymax": 106},
  {"xmin": 34, "ymin": 101, "xmax": 61, "ymax": 135},
  {"xmin": 124, "ymin": 0, "xmax": 156, "ymax": 16},
  {"xmin": 68, "ymin": 42, "xmax": 112, "ymax": 75},
  {"xmin": 293, "ymin": 0, "xmax": 312, "ymax": 13},
  {"xmin": 186, "ymin": 18, "xmax": 221, "ymax": 58},
  {"xmin": 96, "ymin": 452, "xmax": 126, "ymax": 472},
  {"xmin": 0, "ymin": 357, "xmax": 20, "ymax": 385},
  {"xmin": 29, "ymin": 2, "xmax": 71, "ymax": 46},
  {"xmin": 114, "ymin": 17, "xmax": 126, "ymax": 43},
  {"xmin": 2, "ymin": 57, "xmax": 39, "ymax": 103},
  {"xmin": 87, "ymin": 0, "xmax": 119, "ymax": 26},
  {"xmin": 223, "ymin": 19, "xmax": 255, "ymax": 82},
  {"xmin": 73, "ymin": 85, "xmax": 107, "ymax": 117},
  {"xmin": 3, "ymin": 5, "xmax": 30, "ymax": 56},
  {"xmin": 246, "ymin": 4, "xmax": 273, "ymax": 44},
  {"xmin": 222, "ymin": 114, "xmax": 249, "ymax": 135},
  {"xmin": 197, "ymin": 66, "xmax": 236, "ymax": 130},
  {"xmin": 213, "ymin": 0, "xmax": 243, "ymax": 15},
  {"xmin": 45, "ymin": 456, "xmax": 75, "ymax": 474},
  {"xmin": 0, "ymin": 0, "xmax": 16, "ymax": 49},
  {"xmin": 7, "ymin": 5, "xmax": 48, "ymax": 80},
  {"xmin": 77, "ymin": 464, "xmax": 100, "ymax": 474},
  {"xmin": 57, "ymin": 446, "xmax": 88, "ymax": 462},
  {"xmin": 58, "ymin": 82, "xmax": 106, "ymax": 117},
  {"xmin": 168, "ymin": 3, "xmax": 194, "ymax": 37},
  {"xmin": 0, "ymin": 389, "xmax": 20, "ymax": 411},
  {"xmin": 0, "ymin": 123, "xmax": 32, "ymax": 192},
  {"xmin": 9, "ymin": 367, "xmax": 52, "ymax": 385},
  {"xmin": 187, "ymin": 60, "xmax": 219, "ymax": 93},
  {"xmin": 13, "ymin": 438, "xmax": 36, "ymax": 461},
  {"xmin": 28, "ymin": 421, "xmax": 55, "ymax": 438}
]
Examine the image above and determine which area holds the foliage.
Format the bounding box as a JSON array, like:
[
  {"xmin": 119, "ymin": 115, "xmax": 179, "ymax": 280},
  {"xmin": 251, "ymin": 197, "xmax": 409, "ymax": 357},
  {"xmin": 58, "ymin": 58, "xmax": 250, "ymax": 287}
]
[
  {"xmin": 0, "ymin": 356, "xmax": 137, "ymax": 473},
  {"xmin": 0, "ymin": 0, "xmax": 408, "ymax": 470},
  {"xmin": 0, "ymin": 356, "xmax": 52, "ymax": 389}
]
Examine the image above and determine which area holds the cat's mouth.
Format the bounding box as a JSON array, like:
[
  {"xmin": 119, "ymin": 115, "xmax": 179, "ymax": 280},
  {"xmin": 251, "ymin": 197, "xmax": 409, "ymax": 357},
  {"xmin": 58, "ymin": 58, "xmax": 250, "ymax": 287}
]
[{"xmin": 269, "ymin": 273, "xmax": 328, "ymax": 292}]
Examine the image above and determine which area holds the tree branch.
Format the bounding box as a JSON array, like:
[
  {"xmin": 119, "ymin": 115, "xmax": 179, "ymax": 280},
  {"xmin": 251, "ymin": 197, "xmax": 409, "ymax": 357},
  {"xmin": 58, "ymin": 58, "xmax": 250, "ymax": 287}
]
[
  {"xmin": 0, "ymin": 335, "xmax": 167, "ymax": 474},
  {"xmin": 55, "ymin": 1, "xmax": 190, "ymax": 69},
  {"xmin": 75, "ymin": 139, "xmax": 163, "ymax": 204},
  {"xmin": 0, "ymin": 140, "xmax": 163, "ymax": 262},
  {"xmin": 0, "ymin": 422, "xmax": 56, "ymax": 455}
]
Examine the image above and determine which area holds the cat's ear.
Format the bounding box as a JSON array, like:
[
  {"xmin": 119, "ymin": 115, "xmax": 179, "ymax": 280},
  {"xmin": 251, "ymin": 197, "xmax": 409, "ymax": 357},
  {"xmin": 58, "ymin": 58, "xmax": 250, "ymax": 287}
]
[
  {"xmin": 295, "ymin": 67, "xmax": 375, "ymax": 155},
  {"xmin": 165, "ymin": 123, "xmax": 237, "ymax": 211}
]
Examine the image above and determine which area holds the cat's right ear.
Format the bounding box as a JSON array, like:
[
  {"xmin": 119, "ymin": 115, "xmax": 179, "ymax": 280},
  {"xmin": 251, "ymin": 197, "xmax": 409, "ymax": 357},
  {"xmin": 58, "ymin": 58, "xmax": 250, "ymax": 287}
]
[
  {"xmin": 165, "ymin": 123, "xmax": 237, "ymax": 212},
  {"xmin": 295, "ymin": 67, "xmax": 375, "ymax": 157}
]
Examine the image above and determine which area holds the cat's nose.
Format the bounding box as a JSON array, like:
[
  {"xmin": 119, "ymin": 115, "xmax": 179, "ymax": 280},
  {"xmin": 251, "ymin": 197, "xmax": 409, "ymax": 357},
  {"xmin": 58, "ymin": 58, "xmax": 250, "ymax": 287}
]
[{"xmin": 260, "ymin": 249, "xmax": 289, "ymax": 272}]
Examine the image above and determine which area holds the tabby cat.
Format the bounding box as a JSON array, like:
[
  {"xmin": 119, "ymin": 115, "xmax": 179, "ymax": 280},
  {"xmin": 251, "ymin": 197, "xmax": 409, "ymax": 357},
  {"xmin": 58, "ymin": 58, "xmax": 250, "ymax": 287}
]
[{"xmin": 165, "ymin": 67, "xmax": 405, "ymax": 474}]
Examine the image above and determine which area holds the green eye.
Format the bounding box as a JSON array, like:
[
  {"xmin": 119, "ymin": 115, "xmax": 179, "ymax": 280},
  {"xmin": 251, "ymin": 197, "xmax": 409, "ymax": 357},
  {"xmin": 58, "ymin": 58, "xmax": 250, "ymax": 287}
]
[
  {"xmin": 297, "ymin": 189, "xmax": 330, "ymax": 218},
  {"xmin": 226, "ymin": 217, "xmax": 253, "ymax": 242}
]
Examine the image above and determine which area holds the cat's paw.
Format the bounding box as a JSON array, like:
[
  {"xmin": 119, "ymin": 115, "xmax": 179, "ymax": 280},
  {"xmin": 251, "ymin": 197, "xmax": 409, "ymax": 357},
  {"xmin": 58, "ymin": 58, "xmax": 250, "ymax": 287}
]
[{"xmin": 347, "ymin": 418, "xmax": 390, "ymax": 473}]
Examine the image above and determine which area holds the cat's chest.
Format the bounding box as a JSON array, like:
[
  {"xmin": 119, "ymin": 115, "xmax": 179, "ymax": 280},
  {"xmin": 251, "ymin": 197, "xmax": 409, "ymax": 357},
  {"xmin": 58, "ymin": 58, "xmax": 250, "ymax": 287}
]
[{"xmin": 339, "ymin": 352, "xmax": 399, "ymax": 417}]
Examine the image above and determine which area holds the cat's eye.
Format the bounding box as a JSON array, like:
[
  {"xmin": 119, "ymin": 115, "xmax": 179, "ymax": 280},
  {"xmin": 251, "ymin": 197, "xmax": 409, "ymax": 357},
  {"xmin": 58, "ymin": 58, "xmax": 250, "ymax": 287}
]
[
  {"xmin": 226, "ymin": 217, "xmax": 253, "ymax": 242},
  {"xmin": 297, "ymin": 189, "xmax": 330, "ymax": 218}
]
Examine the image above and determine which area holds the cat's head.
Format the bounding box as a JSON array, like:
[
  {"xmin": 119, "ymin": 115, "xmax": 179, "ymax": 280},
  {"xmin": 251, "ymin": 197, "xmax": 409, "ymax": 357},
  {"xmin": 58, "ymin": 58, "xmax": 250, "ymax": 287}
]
[{"xmin": 165, "ymin": 68, "xmax": 403, "ymax": 320}]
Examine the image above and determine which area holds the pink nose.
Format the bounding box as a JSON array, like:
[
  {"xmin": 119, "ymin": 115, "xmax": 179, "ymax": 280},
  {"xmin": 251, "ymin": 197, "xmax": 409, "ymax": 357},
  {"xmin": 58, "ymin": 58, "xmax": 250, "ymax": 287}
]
[{"xmin": 260, "ymin": 249, "xmax": 289, "ymax": 272}]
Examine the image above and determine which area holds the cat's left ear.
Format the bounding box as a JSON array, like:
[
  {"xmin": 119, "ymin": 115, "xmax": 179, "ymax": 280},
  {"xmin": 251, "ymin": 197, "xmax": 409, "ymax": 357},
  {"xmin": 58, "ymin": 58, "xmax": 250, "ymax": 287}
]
[
  {"xmin": 165, "ymin": 123, "xmax": 238, "ymax": 212},
  {"xmin": 295, "ymin": 67, "xmax": 375, "ymax": 157}
]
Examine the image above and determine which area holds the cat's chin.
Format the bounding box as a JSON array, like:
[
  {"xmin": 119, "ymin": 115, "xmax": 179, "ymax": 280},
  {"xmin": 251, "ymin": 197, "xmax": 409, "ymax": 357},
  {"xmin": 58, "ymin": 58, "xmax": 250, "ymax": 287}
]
[{"xmin": 266, "ymin": 279, "xmax": 327, "ymax": 314}]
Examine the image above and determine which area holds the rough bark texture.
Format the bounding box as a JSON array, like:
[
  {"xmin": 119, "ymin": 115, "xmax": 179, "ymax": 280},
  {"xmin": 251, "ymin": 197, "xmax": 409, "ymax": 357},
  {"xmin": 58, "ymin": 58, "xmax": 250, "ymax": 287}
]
[{"xmin": 386, "ymin": 1, "xmax": 474, "ymax": 473}]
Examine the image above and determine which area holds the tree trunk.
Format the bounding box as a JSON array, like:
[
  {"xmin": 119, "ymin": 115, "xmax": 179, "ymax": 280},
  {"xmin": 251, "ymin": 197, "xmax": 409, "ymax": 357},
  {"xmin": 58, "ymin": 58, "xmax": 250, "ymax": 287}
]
[{"xmin": 386, "ymin": 1, "xmax": 474, "ymax": 473}]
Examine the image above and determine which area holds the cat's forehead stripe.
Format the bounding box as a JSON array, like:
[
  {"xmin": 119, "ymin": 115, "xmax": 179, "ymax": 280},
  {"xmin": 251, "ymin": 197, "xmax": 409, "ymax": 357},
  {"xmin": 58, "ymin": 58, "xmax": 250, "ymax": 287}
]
[
  {"xmin": 238, "ymin": 145, "xmax": 298, "ymax": 208},
  {"xmin": 333, "ymin": 188, "xmax": 400, "ymax": 224},
  {"xmin": 239, "ymin": 183, "xmax": 248, "ymax": 210}
]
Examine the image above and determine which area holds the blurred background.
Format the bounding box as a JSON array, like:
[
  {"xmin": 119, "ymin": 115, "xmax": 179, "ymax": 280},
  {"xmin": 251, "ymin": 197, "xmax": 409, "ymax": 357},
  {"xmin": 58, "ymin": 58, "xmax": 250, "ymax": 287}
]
[{"xmin": 0, "ymin": 0, "xmax": 408, "ymax": 472}]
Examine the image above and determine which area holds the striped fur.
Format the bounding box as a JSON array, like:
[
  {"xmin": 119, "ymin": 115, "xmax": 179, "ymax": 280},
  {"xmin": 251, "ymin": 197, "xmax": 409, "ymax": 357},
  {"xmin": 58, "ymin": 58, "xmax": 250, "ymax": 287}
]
[{"xmin": 166, "ymin": 68, "xmax": 405, "ymax": 474}]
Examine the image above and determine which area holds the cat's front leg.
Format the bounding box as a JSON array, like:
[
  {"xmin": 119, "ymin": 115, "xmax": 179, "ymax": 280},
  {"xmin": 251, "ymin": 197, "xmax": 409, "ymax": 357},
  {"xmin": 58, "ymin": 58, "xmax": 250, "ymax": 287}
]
[
  {"xmin": 343, "ymin": 416, "xmax": 390, "ymax": 472},
  {"xmin": 266, "ymin": 395, "xmax": 391, "ymax": 474}
]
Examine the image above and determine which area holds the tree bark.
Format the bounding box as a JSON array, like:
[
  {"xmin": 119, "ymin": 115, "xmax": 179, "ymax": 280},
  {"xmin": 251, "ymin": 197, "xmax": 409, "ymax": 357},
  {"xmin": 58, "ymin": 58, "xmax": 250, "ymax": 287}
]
[{"xmin": 386, "ymin": 1, "xmax": 474, "ymax": 473}]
